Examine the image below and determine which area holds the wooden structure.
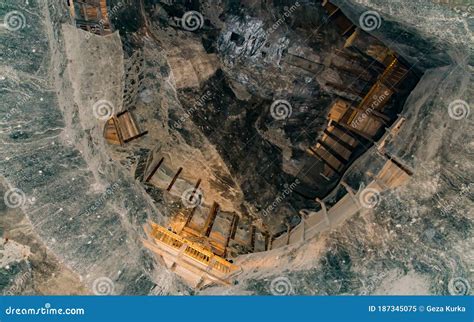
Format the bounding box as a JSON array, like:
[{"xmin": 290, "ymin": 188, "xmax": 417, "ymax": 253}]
[
  {"xmin": 377, "ymin": 117, "xmax": 406, "ymax": 153},
  {"xmin": 271, "ymin": 155, "xmax": 412, "ymax": 249},
  {"xmin": 68, "ymin": 0, "xmax": 112, "ymax": 35},
  {"xmin": 103, "ymin": 110, "xmax": 148, "ymax": 145},
  {"xmin": 143, "ymin": 221, "xmax": 241, "ymax": 288},
  {"xmin": 283, "ymin": 54, "xmax": 323, "ymax": 73},
  {"xmin": 140, "ymin": 149, "xmax": 268, "ymax": 259},
  {"xmin": 344, "ymin": 29, "xmax": 395, "ymax": 66},
  {"xmin": 376, "ymin": 159, "xmax": 412, "ymax": 189},
  {"xmin": 321, "ymin": 0, "xmax": 356, "ymax": 36},
  {"xmin": 309, "ymin": 54, "xmax": 409, "ymax": 179},
  {"xmin": 175, "ymin": 203, "xmax": 265, "ymax": 258}
]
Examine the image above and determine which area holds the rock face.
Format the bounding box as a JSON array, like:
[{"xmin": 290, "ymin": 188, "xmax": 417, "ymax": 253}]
[
  {"xmin": 1, "ymin": 0, "xmax": 472, "ymax": 296},
  {"xmin": 0, "ymin": 0, "xmax": 185, "ymax": 295}
]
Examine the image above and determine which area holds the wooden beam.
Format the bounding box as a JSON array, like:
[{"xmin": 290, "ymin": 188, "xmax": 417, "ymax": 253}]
[
  {"xmin": 316, "ymin": 198, "xmax": 330, "ymax": 227},
  {"xmin": 309, "ymin": 147, "xmax": 342, "ymax": 175},
  {"xmin": 123, "ymin": 130, "xmax": 148, "ymax": 143},
  {"xmin": 230, "ymin": 215, "xmax": 239, "ymax": 239},
  {"xmin": 326, "ymin": 81, "xmax": 366, "ymax": 98},
  {"xmin": 285, "ymin": 224, "xmax": 291, "ymax": 245},
  {"xmin": 330, "ymin": 62, "xmax": 372, "ymax": 82},
  {"xmin": 224, "ymin": 214, "xmax": 239, "ymax": 256},
  {"xmin": 166, "ymin": 167, "xmax": 183, "ymax": 191},
  {"xmin": 264, "ymin": 233, "xmax": 270, "ymax": 251},
  {"xmin": 332, "ymin": 121, "xmax": 374, "ymax": 143},
  {"xmin": 384, "ymin": 153, "xmax": 414, "ymax": 176},
  {"xmin": 347, "ymin": 105, "xmax": 390, "ymax": 124},
  {"xmin": 250, "ymin": 225, "xmax": 256, "ymax": 252},
  {"xmin": 317, "ymin": 139, "xmax": 349, "ymax": 165},
  {"xmin": 340, "ymin": 180, "xmax": 356, "ymax": 195},
  {"xmin": 323, "ymin": 129, "xmax": 354, "ymax": 151},
  {"xmin": 340, "ymin": 180, "xmax": 360, "ymax": 207},
  {"xmin": 334, "ymin": 48, "xmax": 359, "ymax": 61},
  {"xmin": 203, "ymin": 202, "xmax": 219, "ymax": 237},
  {"xmin": 144, "ymin": 157, "xmax": 164, "ymax": 182}
]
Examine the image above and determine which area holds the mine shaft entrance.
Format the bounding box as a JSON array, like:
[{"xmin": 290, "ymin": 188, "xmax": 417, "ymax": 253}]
[
  {"xmin": 164, "ymin": 1, "xmax": 420, "ymax": 233},
  {"xmin": 96, "ymin": 0, "xmax": 421, "ymax": 289}
]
